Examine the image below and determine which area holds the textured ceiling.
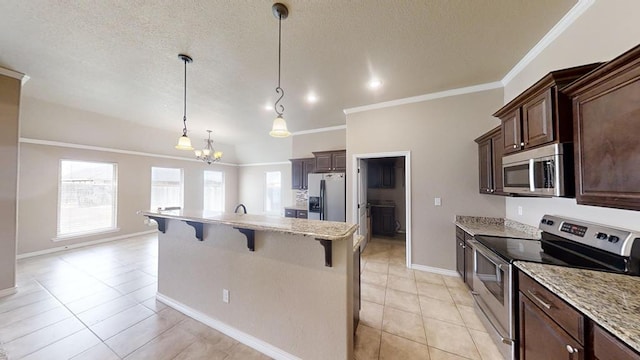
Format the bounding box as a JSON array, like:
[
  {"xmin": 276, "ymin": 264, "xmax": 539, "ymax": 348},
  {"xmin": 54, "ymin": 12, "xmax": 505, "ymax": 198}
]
[{"xmin": 0, "ymin": 0, "xmax": 576, "ymax": 145}]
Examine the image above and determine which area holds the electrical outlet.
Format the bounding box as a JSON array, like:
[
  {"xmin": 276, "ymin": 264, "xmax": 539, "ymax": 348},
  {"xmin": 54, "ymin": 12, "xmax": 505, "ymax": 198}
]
[
  {"xmin": 434, "ymin": 197, "xmax": 442, "ymax": 206},
  {"xmin": 222, "ymin": 289, "xmax": 229, "ymax": 303},
  {"xmin": 518, "ymin": 206, "xmax": 523, "ymax": 216}
]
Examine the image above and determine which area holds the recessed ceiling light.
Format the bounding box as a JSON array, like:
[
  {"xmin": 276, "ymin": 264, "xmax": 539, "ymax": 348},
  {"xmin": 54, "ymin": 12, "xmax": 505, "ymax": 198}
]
[
  {"xmin": 306, "ymin": 93, "xmax": 318, "ymax": 103},
  {"xmin": 368, "ymin": 78, "xmax": 382, "ymax": 89},
  {"xmin": 264, "ymin": 104, "xmax": 274, "ymax": 111}
]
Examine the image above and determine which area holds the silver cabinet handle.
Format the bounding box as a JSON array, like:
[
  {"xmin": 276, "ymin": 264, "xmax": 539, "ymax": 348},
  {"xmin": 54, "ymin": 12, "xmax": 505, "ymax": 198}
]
[
  {"xmin": 527, "ymin": 290, "xmax": 552, "ymax": 310},
  {"xmin": 520, "ymin": 142, "xmax": 525, "ymax": 146},
  {"xmin": 490, "ymin": 189, "xmax": 495, "ymax": 193},
  {"xmin": 566, "ymin": 345, "xmax": 578, "ymax": 354},
  {"xmin": 513, "ymin": 144, "xmax": 517, "ymax": 149}
]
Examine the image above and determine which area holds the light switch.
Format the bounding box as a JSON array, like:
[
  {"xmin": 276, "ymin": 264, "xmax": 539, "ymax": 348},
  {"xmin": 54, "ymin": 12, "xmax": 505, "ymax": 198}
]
[
  {"xmin": 518, "ymin": 206, "xmax": 523, "ymax": 216},
  {"xmin": 434, "ymin": 197, "xmax": 442, "ymax": 206}
]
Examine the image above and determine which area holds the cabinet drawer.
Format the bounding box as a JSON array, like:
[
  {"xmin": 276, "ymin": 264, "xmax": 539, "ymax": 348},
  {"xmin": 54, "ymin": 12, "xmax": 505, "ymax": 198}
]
[
  {"xmin": 456, "ymin": 226, "xmax": 465, "ymax": 240},
  {"xmin": 284, "ymin": 209, "xmax": 296, "ymax": 218},
  {"xmin": 519, "ymin": 272, "xmax": 584, "ymax": 344},
  {"xmin": 593, "ymin": 324, "xmax": 640, "ymax": 360},
  {"xmin": 296, "ymin": 211, "xmax": 307, "ymax": 219}
]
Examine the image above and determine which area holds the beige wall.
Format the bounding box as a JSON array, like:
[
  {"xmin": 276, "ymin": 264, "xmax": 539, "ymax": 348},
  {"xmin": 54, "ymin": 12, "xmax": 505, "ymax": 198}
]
[
  {"xmin": 0, "ymin": 74, "xmax": 20, "ymax": 291},
  {"xmin": 291, "ymin": 129, "xmax": 346, "ymax": 158},
  {"xmin": 347, "ymin": 89, "xmax": 506, "ymax": 270},
  {"xmin": 503, "ymin": 0, "xmax": 640, "ymax": 229},
  {"xmin": 17, "ymin": 143, "xmax": 238, "ymax": 255},
  {"xmin": 237, "ymin": 164, "xmax": 292, "ymax": 216}
]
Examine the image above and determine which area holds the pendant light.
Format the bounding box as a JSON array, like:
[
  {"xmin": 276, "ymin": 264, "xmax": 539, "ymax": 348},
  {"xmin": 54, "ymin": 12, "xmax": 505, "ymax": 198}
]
[
  {"xmin": 175, "ymin": 54, "xmax": 194, "ymax": 150},
  {"xmin": 269, "ymin": 3, "xmax": 291, "ymax": 138},
  {"xmin": 195, "ymin": 130, "xmax": 223, "ymax": 164}
]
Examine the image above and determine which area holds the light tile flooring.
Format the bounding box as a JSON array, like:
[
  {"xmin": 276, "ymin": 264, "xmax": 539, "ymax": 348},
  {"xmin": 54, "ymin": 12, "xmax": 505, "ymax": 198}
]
[
  {"xmin": 0, "ymin": 234, "xmax": 269, "ymax": 360},
  {"xmin": 356, "ymin": 238, "xmax": 504, "ymax": 360},
  {"xmin": 0, "ymin": 234, "xmax": 504, "ymax": 360}
]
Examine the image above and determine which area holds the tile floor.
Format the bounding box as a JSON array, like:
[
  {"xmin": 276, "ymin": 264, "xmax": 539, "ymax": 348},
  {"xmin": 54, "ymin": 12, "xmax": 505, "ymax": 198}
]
[
  {"xmin": 356, "ymin": 237, "xmax": 505, "ymax": 360},
  {"xmin": 0, "ymin": 234, "xmax": 504, "ymax": 360},
  {"xmin": 0, "ymin": 234, "xmax": 269, "ymax": 360}
]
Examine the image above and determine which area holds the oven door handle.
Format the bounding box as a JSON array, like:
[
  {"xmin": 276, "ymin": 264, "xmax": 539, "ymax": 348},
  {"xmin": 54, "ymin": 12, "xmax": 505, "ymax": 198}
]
[{"xmin": 471, "ymin": 292, "xmax": 513, "ymax": 345}]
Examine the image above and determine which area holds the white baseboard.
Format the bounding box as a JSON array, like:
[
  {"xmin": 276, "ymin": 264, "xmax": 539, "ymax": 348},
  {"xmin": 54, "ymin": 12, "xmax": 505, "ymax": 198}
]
[
  {"xmin": 156, "ymin": 293, "xmax": 302, "ymax": 360},
  {"xmin": 17, "ymin": 230, "xmax": 157, "ymax": 259},
  {"xmin": 0, "ymin": 287, "xmax": 17, "ymax": 298},
  {"xmin": 411, "ymin": 264, "xmax": 459, "ymax": 277}
]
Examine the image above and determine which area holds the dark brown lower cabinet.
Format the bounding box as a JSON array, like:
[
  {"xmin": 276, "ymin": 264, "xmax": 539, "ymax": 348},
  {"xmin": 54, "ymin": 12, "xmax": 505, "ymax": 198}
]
[
  {"xmin": 371, "ymin": 206, "xmax": 395, "ymax": 236},
  {"xmin": 593, "ymin": 324, "xmax": 640, "ymax": 360},
  {"xmin": 519, "ymin": 293, "xmax": 584, "ymax": 360},
  {"xmin": 455, "ymin": 234, "xmax": 465, "ymax": 280},
  {"xmin": 464, "ymin": 236, "xmax": 473, "ymax": 289}
]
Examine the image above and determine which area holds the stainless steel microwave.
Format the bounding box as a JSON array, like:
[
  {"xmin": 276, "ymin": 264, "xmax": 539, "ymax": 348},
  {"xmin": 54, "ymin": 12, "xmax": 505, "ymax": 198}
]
[{"xmin": 502, "ymin": 143, "xmax": 574, "ymax": 197}]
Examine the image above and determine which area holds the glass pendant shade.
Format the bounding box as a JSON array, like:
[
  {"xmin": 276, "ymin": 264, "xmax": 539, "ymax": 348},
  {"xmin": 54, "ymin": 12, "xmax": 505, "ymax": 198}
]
[
  {"xmin": 214, "ymin": 151, "xmax": 223, "ymax": 159},
  {"xmin": 203, "ymin": 148, "xmax": 211, "ymax": 156},
  {"xmin": 175, "ymin": 135, "xmax": 193, "ymax": 150},
  {"xmin": 194, "ymin": 149, "xmax": 202, "ymax": 157},
  {"xmin": 269, "ymin": 115, "xmax": 291, "ymax": 138}
]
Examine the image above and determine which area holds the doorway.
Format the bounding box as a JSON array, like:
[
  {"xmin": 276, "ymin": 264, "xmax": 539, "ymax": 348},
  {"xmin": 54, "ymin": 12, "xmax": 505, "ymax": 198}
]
[{"xmin": 352, "ymin": 151, "xmax": 411, "ymax": 267}]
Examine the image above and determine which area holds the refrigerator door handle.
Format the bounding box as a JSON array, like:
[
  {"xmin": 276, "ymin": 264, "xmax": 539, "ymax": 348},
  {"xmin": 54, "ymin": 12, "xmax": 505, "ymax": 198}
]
[{"xmin": 320, "ymin": 179, "xmax": 325, "ymax": 221}]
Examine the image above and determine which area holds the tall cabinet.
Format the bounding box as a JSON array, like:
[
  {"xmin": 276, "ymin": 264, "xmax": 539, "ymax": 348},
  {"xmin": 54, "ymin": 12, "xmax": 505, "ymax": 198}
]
[{"xmin": 475, "ymin": 126, "xmax": 504, "ymax": 195}]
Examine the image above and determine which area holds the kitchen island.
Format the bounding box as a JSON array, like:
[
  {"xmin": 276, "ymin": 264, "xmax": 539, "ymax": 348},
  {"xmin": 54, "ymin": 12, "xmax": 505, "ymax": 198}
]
[{"xmin": 140, "ymin": 210, "xmax": 358, "ymax": 360}]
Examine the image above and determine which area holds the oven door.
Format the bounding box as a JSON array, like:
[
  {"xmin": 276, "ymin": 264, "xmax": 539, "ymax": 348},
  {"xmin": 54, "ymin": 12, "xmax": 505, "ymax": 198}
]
[{"xmin": 469, "ymin": 240, "xmax": 513, "ymax": 358}]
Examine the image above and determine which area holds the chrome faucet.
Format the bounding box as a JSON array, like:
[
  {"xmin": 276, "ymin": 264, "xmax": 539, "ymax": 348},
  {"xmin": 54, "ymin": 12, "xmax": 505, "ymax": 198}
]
[{"xmin": 234, "ymin": 204, "xmax": 247, "ymax": 214}]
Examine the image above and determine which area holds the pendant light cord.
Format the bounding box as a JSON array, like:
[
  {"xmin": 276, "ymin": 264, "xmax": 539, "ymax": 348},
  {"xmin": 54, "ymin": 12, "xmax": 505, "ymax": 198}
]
[
  {"xmin": 274, "ymin": 12, "xmax": 285, "ymax": 117},
  {"xmin": 182, "ymin": 57, "xmax": 188, "ymax": 136}
]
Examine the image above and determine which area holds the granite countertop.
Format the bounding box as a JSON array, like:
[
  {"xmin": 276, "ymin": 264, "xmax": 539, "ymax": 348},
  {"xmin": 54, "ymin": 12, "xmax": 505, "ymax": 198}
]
[
  {"xmin": 353, "ymin": 235, "xmax": 364, "ymax": 252},
  {"xmin": 140, "ymin": 209, "xmax": 357, "ymax": 241},
  {"xmin": 515, "ymin": 261, "xmax": 640, "ymax": 353},
  {"xmin": 454, "ymin": 216, "xmax": 540, "ymax": 239},
  {"xmin": 284, "ymin": 205, "xmax": 308, "ymax": 211}
]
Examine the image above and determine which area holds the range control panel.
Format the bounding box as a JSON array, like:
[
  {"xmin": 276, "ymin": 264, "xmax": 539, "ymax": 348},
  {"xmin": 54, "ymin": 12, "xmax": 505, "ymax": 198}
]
[{"xmin": 540, "ymin": 214, "xmax": 640, "ymax": 256}]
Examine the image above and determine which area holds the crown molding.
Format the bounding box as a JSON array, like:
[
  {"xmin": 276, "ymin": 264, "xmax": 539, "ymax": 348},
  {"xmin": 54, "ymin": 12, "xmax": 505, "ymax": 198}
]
[
  {"xmin": 343, "ymin": 81, "xmax": 503, "ymax": 115},
  {"xmin": 238, "ymin": 161, "xmax": 290, "ymax": 167},
  {"xmin": 500, "ymin": 0, "xmax": 596, "ymax": 86},
  {"xmin": 291, "ymin": 125, "xmax": 346, "ymax": 136},
  {"xmin": 19, "ymin": 137, "xmax": 238, "ymax": 166},
  {"xmin": 0, "ymin": 67, "xmax": 30, "ymax": 85}
]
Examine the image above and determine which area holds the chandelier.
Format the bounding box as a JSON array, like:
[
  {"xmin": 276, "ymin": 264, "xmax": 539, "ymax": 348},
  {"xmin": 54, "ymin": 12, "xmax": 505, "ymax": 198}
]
[{"xmin": 194, "ymin": 130, "xmax": 223, "ymax": 164}]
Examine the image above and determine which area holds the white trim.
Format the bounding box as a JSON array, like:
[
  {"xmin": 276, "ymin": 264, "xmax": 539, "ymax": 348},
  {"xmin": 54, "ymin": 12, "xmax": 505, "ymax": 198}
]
[
  {"xmin": 411, "ymin": 264, "xmax": 459, "ymax": 278},
  {"xmin": 501, "ymin": 0, "xmax": 596, "ymax": 86},
  {"xmin": 17, "ymin": 230, "xmax": 156, "ymax": 259},
  {"xmin": 351, "ymin": 151, "xmax": 412, "ymax": 267},
  {"xmin": 53, "ymin": 227, "xmax": 120, "ymax": 242},
  {"xmin": 343, "ymin": 82, "xmax": 502, "ymax": 114},
  {"xmin": 156, "ymin": 292, "xmax": 302, "ymax": 360},
  {"xmin": 0, "ymin": 67, "xmax": 26, "ymax": 81},
  {"xmin": 291, "ymin": 125, "xmax": 346, "ymax": 136},
  {"xmin": 19, "ymin": 137, "xmax": 238, "ymax": 166},
  {"xmin": 238, "ymin": 161, "xmax": 290, "ymax": 167},
  {"xmin": 0, "ymin": 287, "xmax": 17, "ymax": 298}
]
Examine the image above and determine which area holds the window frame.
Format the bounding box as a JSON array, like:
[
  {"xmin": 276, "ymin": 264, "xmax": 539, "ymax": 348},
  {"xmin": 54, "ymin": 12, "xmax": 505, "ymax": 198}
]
[{"xmin": 55, "ymin": 159, "xmax": 119, "ymax": 240}]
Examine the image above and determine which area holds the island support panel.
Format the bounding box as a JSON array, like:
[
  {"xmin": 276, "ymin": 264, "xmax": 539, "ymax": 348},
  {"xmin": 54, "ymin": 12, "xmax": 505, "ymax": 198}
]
[{"xmin": 156, "ymin": 219, "xmax": 354, "ymax": 360}]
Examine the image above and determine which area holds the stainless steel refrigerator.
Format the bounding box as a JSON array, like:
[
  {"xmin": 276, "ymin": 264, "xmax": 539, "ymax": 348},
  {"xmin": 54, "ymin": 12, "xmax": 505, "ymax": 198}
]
[{"xmin": 308, "ymin": 173, "xmax": 346, "ymax": 221}]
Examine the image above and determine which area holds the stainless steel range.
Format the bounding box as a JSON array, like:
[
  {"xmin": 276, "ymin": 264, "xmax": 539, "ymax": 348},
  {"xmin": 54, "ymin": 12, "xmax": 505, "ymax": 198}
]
[{"xmin": 468, "ymin": 215, "xmax": 640, "ymax": 360}]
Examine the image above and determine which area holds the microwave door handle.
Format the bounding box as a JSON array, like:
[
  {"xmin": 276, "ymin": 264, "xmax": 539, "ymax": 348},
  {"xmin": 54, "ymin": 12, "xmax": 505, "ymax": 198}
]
[{"xmin": 529, "ymin": 158, "xmax": 536, "ymax": 192}]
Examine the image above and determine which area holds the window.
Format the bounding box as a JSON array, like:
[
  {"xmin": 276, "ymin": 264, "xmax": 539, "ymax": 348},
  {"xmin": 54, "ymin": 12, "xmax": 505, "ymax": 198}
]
[
  {"xmin": 264, "ymin": 171, "xmax": 282, "ymax": 214},
  {"xmin": 151, "ymin": 167, "xmax": 183, "ymax": 210},
  {"xmin": 58, "ymin": 160, "xmax": 117, "ymax": 238},
  {"xmin": 204, "ymin": 170, "xmax": 225, "ymax": 212}
]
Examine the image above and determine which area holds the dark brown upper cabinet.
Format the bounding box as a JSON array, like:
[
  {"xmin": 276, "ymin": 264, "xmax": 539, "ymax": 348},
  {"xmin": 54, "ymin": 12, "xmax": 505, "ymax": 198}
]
[
  {"xmin": 494, "ymin": 63, "xmax": 601, "ymax": 155},
  {"xmin": 313, "ymin": 150, "xmax": 346, "ymax": 173},
  {"xmin": 474, "ymin": 126, "xmax": 505, "ymax": 195},
  {"xmin": 564, "ymin": 44, "xmax": 640, "ymax": 211},
  {"xmin": 290, "ymin": 158, "xmax": 315, "ymax": 190},
  {"xmin": 368, "ymin": 159, "xmax": 395, "ymax": 189}
]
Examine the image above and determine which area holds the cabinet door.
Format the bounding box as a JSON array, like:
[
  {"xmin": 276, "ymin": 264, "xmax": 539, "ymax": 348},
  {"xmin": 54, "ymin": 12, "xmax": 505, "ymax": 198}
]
[
  {"xmin": 367, "ymin": 162, "xmax": 381, "ymax": 188},
  {"xmin": 519, "ymin": 293, "xmax": 584, "ymax": 360},
  {"xmin": 523, "ymin": 89, "xmax": 554, "ymax": 148},
  {"xmin": 381, "ymin": 164, "xmax": 395, "ymax": 188},
  {"xmin": 284, "ymin": 209, "xmax": 296, "ymax": 218},
  {"xmin": 456, "ymin": 236, "xmax": 465, "ymax": 280},
  {"xmin": 464, "ymin": 238, "xmax": 473, "ymax": 289},
  {"xmin": 572, "ymin": 65, "xmax": 640, "ymax": 211},
  {"xmin": 502, "ymin": 109, "xmax": 522, "ymax": 154},
  {"xmin": 593, "ymin": 324, "xmax": 640, "ymax": 360},
  {"xmin": 314, "ymin": 153, "xmax": 333, "ymax": 172},
  {"xmin": 478, "ymin": 138, "xmax": 493, "ymax": 194},
  {"xmin": 291, "ymin": 160, "xmax": 304, "ymax": 190},
  {"xmin": 491, "ymin": 130, "xmax": 504, "ymax": 194},
  {"xmin": 302, "ymin": 159, "xmax": 315, "ymax": 189},
  {"xmin": 380, "ymin": 208, "xmax": 395, "ymax": 236},
  {"xmin": 333, "ymin": 151, "xmax": 347, "ymax": 172}
]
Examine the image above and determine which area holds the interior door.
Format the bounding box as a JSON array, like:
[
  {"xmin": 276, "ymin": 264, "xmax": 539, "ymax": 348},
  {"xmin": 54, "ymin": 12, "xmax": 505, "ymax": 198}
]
[{"xmin": 357, "ymin": 159, "xmax": 368, "ymax": 244}]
